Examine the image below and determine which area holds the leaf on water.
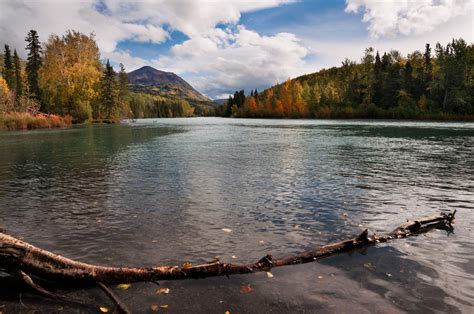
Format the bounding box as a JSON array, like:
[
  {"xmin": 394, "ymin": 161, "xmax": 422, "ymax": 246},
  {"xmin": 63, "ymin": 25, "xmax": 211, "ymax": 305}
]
[
  {"xmin": 99, "ymin": 307, "xmax": 109, "ymax": 313},
  {"xmin": 240, "ymin": 285, "xmax": 253, "ymax": 293},
  {"xmin": 386, "ymin": 273, "xmax": 392, "ymax": 277},
  {"xmin": 318, "ymin": 275, "xmax": 323, "ymax": 280},
  {"xmin": 259, "ymin": 240, "xmax": 265, "ymax": 244},
  {"xmin": 160, "ymin": 304, "xmax": 169, "ymax": 309},
  {"xmin": 182, "ymin": 262, "xmax": 193, "ymax": 268},
  {"xmin": 117, "ymin": 283, "xmax": 131, "ymax": 290},
  {"xmin": 266, "ymin": 272, "xmax": 274, "ymax": 278},
  {"xmin": 363, "ymin": 262, "xmax": 376, "ymax": 272},
  {"xmin": 221, "ymin": 228, "xmax": 232, "ymax": 233},
  {"xmin": 231, "ymin": 255, "xmax": 237, "ymax": 259},
  {"xmin": 150, "ymin": 304, "xmax": 159, "ymax": 312},
  {"xmin": 157, "ymin": 287, "xmax": 170, "ymax": 295}
]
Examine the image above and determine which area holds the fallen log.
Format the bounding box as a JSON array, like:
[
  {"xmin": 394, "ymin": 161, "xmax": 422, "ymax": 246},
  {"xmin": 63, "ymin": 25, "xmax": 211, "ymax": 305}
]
[{"xmin": 0, "ymin": 210, "xmax": 456, "ymax": 311}]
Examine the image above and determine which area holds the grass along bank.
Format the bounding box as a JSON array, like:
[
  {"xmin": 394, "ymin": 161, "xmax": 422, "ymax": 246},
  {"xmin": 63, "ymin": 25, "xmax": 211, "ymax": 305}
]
[{"xmin": 0, "ymin": 112, "xmax": 72, "ymax": 130}]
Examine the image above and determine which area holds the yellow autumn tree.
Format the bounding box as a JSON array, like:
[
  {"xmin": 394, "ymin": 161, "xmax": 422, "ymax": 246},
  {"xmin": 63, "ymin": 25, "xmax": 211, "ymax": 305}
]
[
  {"xmin": 39, "ymin": 30, "xmax": 102, "ymax": 121},
  {"xmin": 243, "ymin": 95, "xmax": 258, "ymax": 117},
  {"xmin": 291, "ymin": 80, "xmax": 307, "ymax": 117},
  {"xmin": 0, "ymin": 77, "xmax": 14, "ymax": 112},
  {"xmin": 263, "ymin": 89, "xmax": 274, "ymax": 116},
  {"xmin": 280, "ymin": 80, "xmax": 292, "ymax": 117}
]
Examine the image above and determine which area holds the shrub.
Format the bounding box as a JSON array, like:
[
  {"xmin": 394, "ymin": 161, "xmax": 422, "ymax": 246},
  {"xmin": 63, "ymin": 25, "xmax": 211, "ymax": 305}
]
[{"xmin": 0, "ymin": 112, "xmax": 73, "ymax": 130}]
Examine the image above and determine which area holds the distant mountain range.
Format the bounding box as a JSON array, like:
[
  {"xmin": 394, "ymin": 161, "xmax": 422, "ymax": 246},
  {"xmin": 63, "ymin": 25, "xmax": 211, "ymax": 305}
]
[{"xmin": 128, "ymin": 66, "xmax": 210, "ymax": 103}]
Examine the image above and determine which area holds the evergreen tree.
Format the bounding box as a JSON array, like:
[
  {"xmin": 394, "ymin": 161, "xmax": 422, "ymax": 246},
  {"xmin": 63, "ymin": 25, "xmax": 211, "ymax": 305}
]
[
  {"xmin": 372, "ymin": 51, "xmax": 383, "ymax": 106},
  {"xmin": 422, "ymin": 43, "xmax": 432, "ymax": 95},
  {"xmin": 117, "ymin": 63, "xmax": 129, "ymax": 115},
  {"xmin": 25, "ymin": 30, "xmax": 43, "ymax": 105},
  {"xmin": 3, "ymin": 45, "xmax": 15, "ymax": 91},
  {"xmin": 13, "ymin": 49, "xmax": 23, "ymax": 98},
  {"xmin": 226, "ymin": 95, "xmax": 233, "ymax": 117},
  {"xmin": 403, "ymin": 61, "xmax": 414, "ymax": 96},
  {"xmin": 99, "ymin": 59, "xmax": 118, "ymax": 119}
]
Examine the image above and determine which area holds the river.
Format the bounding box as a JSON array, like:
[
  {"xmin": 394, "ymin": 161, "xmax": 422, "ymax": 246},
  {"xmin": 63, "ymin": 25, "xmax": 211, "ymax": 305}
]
[{"xmin": 0, "ymin": 118, "xmax": 473, "ymax": 313}]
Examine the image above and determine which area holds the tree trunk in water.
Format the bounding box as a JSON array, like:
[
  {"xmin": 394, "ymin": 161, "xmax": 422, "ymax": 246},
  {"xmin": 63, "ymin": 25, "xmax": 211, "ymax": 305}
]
[{"xmin": 0, "ymin": 210, "xmax": 456, "ymax": 310}]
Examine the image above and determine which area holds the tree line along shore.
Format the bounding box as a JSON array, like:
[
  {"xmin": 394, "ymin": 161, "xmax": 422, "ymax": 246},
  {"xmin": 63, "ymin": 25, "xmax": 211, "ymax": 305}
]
[
  {"xmin": 217, "ymin": 39, "xmax": 473, "ymax": 120},
  {"xmin": 1, "ymin": 30, "xmax": 473, "ymax": 131}
]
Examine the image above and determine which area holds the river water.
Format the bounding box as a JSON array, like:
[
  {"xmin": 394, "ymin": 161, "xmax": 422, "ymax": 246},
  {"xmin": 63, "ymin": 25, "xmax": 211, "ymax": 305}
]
[{"xmin": 0, "ymin": 118, "xmax": 473, "ymax": 313}]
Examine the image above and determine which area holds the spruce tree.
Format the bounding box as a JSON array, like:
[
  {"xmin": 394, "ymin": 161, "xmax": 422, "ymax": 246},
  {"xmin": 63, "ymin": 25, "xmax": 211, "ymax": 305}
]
[
  {"xmin": 3, "ymin": 45, "xmax": 15, "ymax": 91},
  {"xmin": 13, "ymin": 49, "xmax": 23, "ymax": 98},
  {"xmin": 25, "ymin": 30, "xmax": 42, "ymax": 104},
  {"xmin": 422, "ymin": 43, "xmax": 432, "ymax": 96},
  {"xmin": 99, "ymin": 59, "xmax": 118, "ymax": 119},
  {"xmin": 118, "ymin": 63, "xmax": 129, "ymax": 111}
]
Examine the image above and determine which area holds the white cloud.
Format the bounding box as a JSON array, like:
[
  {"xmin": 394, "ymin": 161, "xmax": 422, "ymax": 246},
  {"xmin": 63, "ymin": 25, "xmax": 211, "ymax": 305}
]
[
  {"xmin": 1, "ymin": 0, "xmax": 469, "ymax": 99},
  {"xmin": 151, "ymin": 26, "xmax": 310, "ymax": 98},
  {"xmin": 0, "ymin": 0, "xmax": 170, "ymax": 54},
  {"xmin": 303, "ymin": 12, "xmax": 473, "ymax": 78},
  {"xmin": 0, "ymin": 0, "xmax": 301, "ymax": 98},
  {"xmin": 345, "ymin": 0, "xmax": 473, "ymax": 38}
]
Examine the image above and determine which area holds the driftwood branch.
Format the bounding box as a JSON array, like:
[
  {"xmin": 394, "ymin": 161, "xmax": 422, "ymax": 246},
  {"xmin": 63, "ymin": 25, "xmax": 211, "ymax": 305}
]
[{"xmin": 0, "ymin": 210, "xmax": 456, "ymax": 309}]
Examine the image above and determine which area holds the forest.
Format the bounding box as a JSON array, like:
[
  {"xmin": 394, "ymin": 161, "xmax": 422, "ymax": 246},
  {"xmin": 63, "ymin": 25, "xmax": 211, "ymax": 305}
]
[
  {"xmin": 2, "ymin": 32, "xmax": 473, "ymax": 127},
  {"xmin": 218, "ymin": 39, "xmax": 473, "ymax": 120},
  {"xmin": 0, "ymin": 29, "xmax": 198, "ymax": 129}
]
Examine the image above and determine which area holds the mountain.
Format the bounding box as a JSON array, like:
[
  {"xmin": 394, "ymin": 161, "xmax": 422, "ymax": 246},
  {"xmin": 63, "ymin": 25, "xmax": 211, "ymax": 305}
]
[{"xmin": 128, "ymin": 66, "xmax": 210, "ymax": 103}]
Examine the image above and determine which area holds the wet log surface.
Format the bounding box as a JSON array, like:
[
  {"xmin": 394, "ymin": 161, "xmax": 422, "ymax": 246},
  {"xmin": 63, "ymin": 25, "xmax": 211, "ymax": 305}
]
[{"xmin": 0, "ymin": 210, "xmax": 456, "ymax": 312}]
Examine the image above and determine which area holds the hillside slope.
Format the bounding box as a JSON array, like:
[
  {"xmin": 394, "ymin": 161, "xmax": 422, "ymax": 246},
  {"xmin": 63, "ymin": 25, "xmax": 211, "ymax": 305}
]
[{"xmin": 128, "ymin": 66, "xmax": 210, "ymax": 103}]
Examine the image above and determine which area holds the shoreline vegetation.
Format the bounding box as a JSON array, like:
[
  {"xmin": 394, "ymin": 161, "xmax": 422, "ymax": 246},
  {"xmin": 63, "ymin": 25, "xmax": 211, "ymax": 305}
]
[
  {"xmin": 216, "ymin": 39, "xmax": 473, "ymax": 121},
  {"xmin": 1, "ymin": 29, "xmax": 473, "ymax": 131},
  {"xmin": 0, "ymin": 111, "xmax": 72, "ymax": 130}
]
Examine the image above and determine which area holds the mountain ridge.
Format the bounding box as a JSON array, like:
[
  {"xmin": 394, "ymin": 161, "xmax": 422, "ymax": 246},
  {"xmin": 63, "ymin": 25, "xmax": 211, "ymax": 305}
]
[{"xmin": 127, "ymin": 66, "xmax": 210, "ymax": 102}]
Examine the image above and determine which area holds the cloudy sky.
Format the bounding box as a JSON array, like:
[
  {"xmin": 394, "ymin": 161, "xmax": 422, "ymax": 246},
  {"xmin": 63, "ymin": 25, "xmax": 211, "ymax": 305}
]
[{"xmin": 1, "ymin": 0, "xmax": 472, "ymax": 99}]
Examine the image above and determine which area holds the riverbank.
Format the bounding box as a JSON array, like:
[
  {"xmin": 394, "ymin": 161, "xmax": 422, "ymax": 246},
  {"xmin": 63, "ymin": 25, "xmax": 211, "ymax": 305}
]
[{"xmin": 0, "ymin": 112, "xmax": 73, "ymax": 130}]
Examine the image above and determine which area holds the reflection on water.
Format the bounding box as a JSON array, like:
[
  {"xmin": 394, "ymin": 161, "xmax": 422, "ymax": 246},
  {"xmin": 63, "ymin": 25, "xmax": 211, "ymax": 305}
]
[{"xmin": 0, "ymin": 118, "xmax": 473, "ymax": 313}]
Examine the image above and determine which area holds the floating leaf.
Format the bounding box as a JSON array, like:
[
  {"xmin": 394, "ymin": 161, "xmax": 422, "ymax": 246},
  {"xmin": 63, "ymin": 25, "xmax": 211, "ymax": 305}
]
[
  {"xmin": 117, "ymin": 283, "xmax": 131, "ymax": 290},
  {"xmin": 157, "ymin": 287, "xmax": 170, "ymax": 295},
  {"xmin": 318, "ymin": 275, "xmax": 323, "ymax": 280},
  {"xmin": 150, "ymin": 304, "xmax": 159, "ymax": 312},
  {"xmin": 99, "ymin": 307, "xmax": 109, "ymax": 313},
  {"xmin": 182, "ymin": 262, "xmax": 193, "ymax": 268},
  {"xmin": 160, "ymin": 304, "xmax": 169, "ymax": 309},
  {"xmin": 386, "ymin": 273, "xmax": 392, "ymax": 277},
  {"xmin": 231, "ymin": 255, "xmax": 237, "ymax": 259},
  {"xmin": 259, "ymin": 240, "xmax": 265, "ymax": 244},
  {"xmin": 363, "ymin": 262, "xmax": 376, "ymax": 272},
  {"xmin": 221, "ymin": 228, "xmax": 232, "ymax": 233},
  {"xmin": 266, "ymin": 272, "xmax": 274, "ymax": 278},
  {"xmin": 240, "ymin": 285, "xmax": 253, "ymax": 293}
]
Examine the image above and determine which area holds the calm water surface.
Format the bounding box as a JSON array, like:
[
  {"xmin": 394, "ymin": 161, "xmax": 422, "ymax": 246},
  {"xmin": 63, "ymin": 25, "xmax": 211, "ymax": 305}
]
[{"xmin": 0, "ymin": 118, "xmax": 473, "ymax": 313}]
